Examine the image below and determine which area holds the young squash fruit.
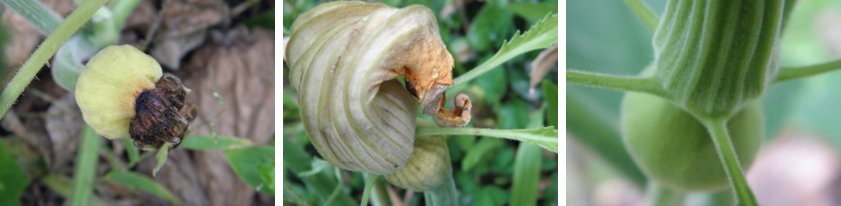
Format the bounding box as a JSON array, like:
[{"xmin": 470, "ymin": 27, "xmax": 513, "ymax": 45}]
[
  {"xmin": 384, "ymin": 136, "xmax": 451, "ymax": 191},
  {"xmin": 621, "ymin": 91, "xmax": 762, "ymax": 191},
  {"xmin": 76, "ymin": 45, "xmax": 194, "ymax": 150}
]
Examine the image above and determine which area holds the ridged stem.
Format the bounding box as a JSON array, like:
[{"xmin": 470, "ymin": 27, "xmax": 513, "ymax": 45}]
[
  {"xmin": 774, "ymin": 59, "xmax": 841, "ymax": 83},
  {"xmin": 0, "ymin": 0, "xmax": 108, "ymax": 119},
  {"xmin": 700, "ymin": 118, "xmax": 757, "ymax": 206},
  {"xmin": 654, "ymin": 0, "xmax": 784, "ymax": 118},
  {"xmin": 566, "ymin": 70, "xmax": 666, "ymax": 97}
]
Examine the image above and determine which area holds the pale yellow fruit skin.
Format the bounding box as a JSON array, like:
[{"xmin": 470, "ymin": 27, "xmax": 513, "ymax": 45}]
[
  {"xmin": 384, "ymin": 136, "xmax": 451, "ymax": 191},
  {"xmin": 75, "ymin": 45, "xmax": 162, "ymax": 139}
]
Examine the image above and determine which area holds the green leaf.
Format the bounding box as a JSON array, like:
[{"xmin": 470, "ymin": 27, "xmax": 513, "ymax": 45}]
[
  {"xmin": 122, "ymin": 138, "xmax": 140, "ymax": 165},
  {"xmin": 104, "ymin": 171, "xmax": 181, "ymax": 205},
  {"xmin": 490, "ymin": 147, "xmax": 515, "ymax": 175},
  {"xmin": 542, "ymin": 81, "xmax": 558, "ymax": 128},
  {"xmin": 225, "ymin": 146, "xmax": 274, "ymax": 194},
  {"xmin": 152, "ymin": 143, "xmax": 172, "ymax": 177},
  {"xmin": 258, "ymin": 162, "xmax": 275, "ymax": 194},
  {"xmin": 472, "ymin": 186, "xmax": 508, "ymax": 206},
  {"xmin": 510, "ymin": 143, "xmax": 542, "ymax": 206},
  {"xmin": 454, "ymin": 13, "xmax": 557, "ymax": 85},
  {"xmin": 51, "ymin": 36, "xmax": 96, "ymax": 91},
  {"xmin": 461, "ymin": 138, "xmax": 504, "ymax": 171},
  {"xmin": 283, "ymin": 131, "xmax": 356, "ymax": 205},
  {"xmin": 474, "ymin": 61, "xmax": 508, "ymax": 105},
  {"xmin": 0, "ymin": 0, "xmax": 61, "ymax": 35},
  {"xmin": 466, "ymin": 2, "xmax": 514, "ymax": 52},
  {"xmin": 246, "ymin": 9, "xmax": 274, "ymax": 30},
  {"xmin": 418, "ymin": 127, "xmax": 558, "ymax": 153},
  {"xmin": 179, "ymin": 135, "xmax": 253, "ymax": 150},
  {"xmin": 509, "ymin": 2, "xmax": 557, "ymax": 22},
  {"xmin": 544, "ymin": 172, "xmax": 558, "ymax": 205},
  {"xmin": 0, "ymin": 141, "xmax": 29, "ymax": 206},
  {"xmin": 70, "ymin": 125, "xmax": 101, "ymax": 206},
  {"xmin": 497, "ymin": 99, "xmax": 529, "ymax": 129}
]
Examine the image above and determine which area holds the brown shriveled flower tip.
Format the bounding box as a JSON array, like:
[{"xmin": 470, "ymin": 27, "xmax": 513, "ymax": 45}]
[{"xmin": 130, "ymin": 73, "xmax": 196, "ymax": 150}]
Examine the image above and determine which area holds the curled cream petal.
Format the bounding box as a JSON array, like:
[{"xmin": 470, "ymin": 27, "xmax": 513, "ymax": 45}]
[
  {"xmin": 76, "ymin": 45, "xmax": 163, "ymax": 139},
  {"xmin": 286, "ymin": 2, "xmax": 453, "ymax": 174}
]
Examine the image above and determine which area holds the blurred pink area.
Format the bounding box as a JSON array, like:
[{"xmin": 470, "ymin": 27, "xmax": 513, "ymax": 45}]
[
  {"xmin": 569, "ymin": 129, "xmax": 841, "ymax": 206},
  {"xmin": 747, "ymin": 130, "xmax": 841, "ymax": 206}
]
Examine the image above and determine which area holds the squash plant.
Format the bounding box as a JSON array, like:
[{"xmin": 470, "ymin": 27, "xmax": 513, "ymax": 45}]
[
  {"xmin": 568, "ymin": 0, "xmax": 841, "ymax": 205},
  {"xmin": 283, "ymin": 0, "xmax": 559, "ymax": 205}
]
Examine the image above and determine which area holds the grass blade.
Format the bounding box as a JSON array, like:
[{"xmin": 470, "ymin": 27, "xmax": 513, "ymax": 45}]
[
  {"xmin": 152, "ymin": 142, "xmax": 172, "ymax": 177},
  {"xmin": 224, "ymin": 146, "xmax": 274, "ymax": 194},
  {"xmin": 122, "ymin": 138, "xmax": 140, "ymax": 165},
  {"xmin": 453, "ymin": 13, "xmax": 557, "ymax": 85},
  {"xmin": 104, "ymin": 171, "xmax": 181, "ymax": 204},
  {"xmin": 179, "ymin": 135, "xmax": 254, "ymax": 150},
  {"xmin": 0, "ymin": 0, "xmax": 61, "ymax": 35},
  {"xmin": 0, "ymin": 140, "xmax": 29, "ymax": 206},
  {"xmin": 360, "ymin": 174, "xmax": 377, "ymax": 206},
  {"xmin": 0, "ymin": 0, "xmax": 108, "ymax": 118},
  {"xmin": 510, "ymin": 143, "xmax": 542, "ymax": 205},
  {"xmin": 70, "ymin": 125, "xmax": 101, "ymax": 206}
]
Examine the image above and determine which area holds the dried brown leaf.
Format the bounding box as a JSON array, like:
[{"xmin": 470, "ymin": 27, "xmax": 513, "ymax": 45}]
[
  {"xmin": 528, "ymin": 44, "xmax": 558, "ymax": 95},
  {"xmin": 148, "ymin": 27, "xmax": 274, "ymax": 206},
  {"xmin": 150, "ymin": 0, "xmax": 229, "ymax": 69}
]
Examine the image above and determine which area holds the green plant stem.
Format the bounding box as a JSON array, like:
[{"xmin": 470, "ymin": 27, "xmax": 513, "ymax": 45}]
[
  {"xmin": 0, "ymin": 0, "xmax": 61, "ymax": 35},
  {"xmin": 152, "ymin": 142, "xmax": 173, "ymax": 177},
  {"xmin": 623, "ymin": 0, "xmax": 659, "ymax": 31},
  {"xmin": 361, "ymin": 174, "xmax": 378, "ymax": 206},
  {"xmin": 370, "ymin": 178, "xmax": 391, "ymax": 206},
  {"xmin": 70, "ymin": 125, "xmax": 102, "ymax": 206},
  {"xmin": 700, "ymin": 118, "xmax": 757, "ymax": 206},
  {"xmin": 0, "ymin": 0, "xmax": 108, "ymax": 119},
  {"xmin": 567, "ymin": 70, "xmax": 666, "ymax": 97},
  {"xmin": 415, "ymin": 126, "xmax": 558, "ymax": 152},
  {"xmin": 122, "ymin": 138, "xmax": 140, "ymax": 166},
  {"xmin": 423, "ymin": 172, "xmax": 458, "ymax": 206},
  {"xmin": 108, "ymin": 0, "xmax": 140, "ymax": 30},
  {"xmin": 774, "ymin": 59, "xmax": 841, "ymax": 83}
]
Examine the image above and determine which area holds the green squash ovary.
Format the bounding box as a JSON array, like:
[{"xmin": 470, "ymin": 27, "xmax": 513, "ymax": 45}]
[
  {"xmin": 621, "ymin": 92, "xmax": 762, "ymax": 191},
  {"xmin": 652, "ymin": 0, "xmax": 784, "ymax": 119}
]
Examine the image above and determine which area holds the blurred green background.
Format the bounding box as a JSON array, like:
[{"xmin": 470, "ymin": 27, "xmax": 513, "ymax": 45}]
[
  {"xmin": 568, "ymin": 0, "xmax": 841, "ymax": 205},
  {"xmin": 283, "ymin": 0, "xmax": 558, "ymax": 205}
]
